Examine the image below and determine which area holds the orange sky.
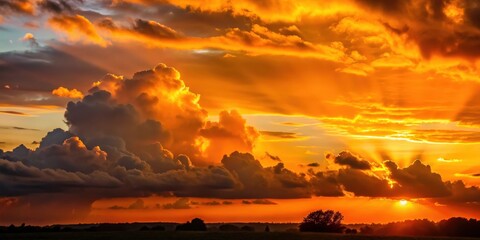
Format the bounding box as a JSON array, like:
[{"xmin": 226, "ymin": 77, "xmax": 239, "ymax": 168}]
[{"xmin": 0, "ymin": 0, "xmax": 479, "ymax": 225}]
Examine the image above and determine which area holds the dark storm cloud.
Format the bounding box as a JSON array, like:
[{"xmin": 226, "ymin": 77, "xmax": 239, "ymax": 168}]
[
  {"xmin": 334, "ymin": 151, "xmax": 372, "ymax": 170},
  {"xmin": 217, "ymin": 151, "xmax": 310, "ymax": 199},
  {"xmin": 38, "ymin": 128, "xmax": 73, "ymax": 149},
  {"xmin": 356, "ymin": 0, "xmax": 480, "ymax": 59},
  {"xmin": 0, "ymin": 159, "xmax": 121, "ymax": 197},
  {"xmin": 385, "ymin": 160, "xmax": 450, "ymax": 198},
  {"xmin": 309, "ymin": 171, "xmax": 344, "ymax": 197},
  {"xmin": 438, "ymin": 180, "xmax": 480, "ymax": 205},
  {"xmin": 0, "ymin": 62, "xmax": 478, "ymax": 224}
]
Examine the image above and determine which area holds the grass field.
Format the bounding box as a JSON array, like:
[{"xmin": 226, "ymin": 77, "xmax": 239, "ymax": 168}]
[{"xmin": 1, "ymin": 231, "xmax": 477, "ymax": 240}]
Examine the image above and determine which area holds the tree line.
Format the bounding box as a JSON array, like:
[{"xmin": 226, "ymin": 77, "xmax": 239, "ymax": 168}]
[{"xmin": 1, "ymin": 210, "xmax": 479, "ymax": 238}]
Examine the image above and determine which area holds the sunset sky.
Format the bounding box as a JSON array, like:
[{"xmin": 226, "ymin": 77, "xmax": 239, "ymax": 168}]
[{"xmin": 0, "ymin": 0, "xmax": 479, "ymax": 225}]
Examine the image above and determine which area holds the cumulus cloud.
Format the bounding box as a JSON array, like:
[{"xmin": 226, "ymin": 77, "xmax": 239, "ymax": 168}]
[
  {"xmin": 218, "ymin": 151, "xmax": 310, "ymax": 199},
  {"xmin": 90, "ymin": 63, "xmax": 258, "ymax": 165},
  {"xmin": 52, "ymin": 86, "xmax": 84, "ymax": 99},
  {"xmin": 385, "ymin": 160, "xmax": 450, "ymax": 198},
  {"xmin": 200, "ymin": 110, "xmax": 259, "ymax": 162},
  {"xmin": 0, "ymin": 63, "xmax": 305, "ymax": 222},
  {"xmin": 0, "ymin": 62, "xmax": 478, "ymax": 224}
]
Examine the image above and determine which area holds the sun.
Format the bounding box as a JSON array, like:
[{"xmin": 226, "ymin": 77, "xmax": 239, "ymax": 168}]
[{"xmin": 399, "ymin": 199, "xmax": 408, "ymax": 206}]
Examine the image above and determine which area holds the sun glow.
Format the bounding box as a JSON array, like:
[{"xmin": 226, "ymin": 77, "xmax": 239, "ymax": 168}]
[{"xmin": 399, "ymin": 199, "xmax": 408, "ymax": 206}]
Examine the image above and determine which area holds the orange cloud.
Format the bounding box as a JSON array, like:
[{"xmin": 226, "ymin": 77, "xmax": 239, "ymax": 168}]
[
  {"xmin": 52, "ymin": 86, "xmax": 84, "ymax": 99},
  {"xmin": 96, "ymin": 18, "xmax": 348, "ymax": 62},
  {"xmin": 0, "ymin": 0, "xmax": 35, "ymax": 15},
  {"xmin": 48, "ymin": 14, "xmax": 108, "ymax": 47}
]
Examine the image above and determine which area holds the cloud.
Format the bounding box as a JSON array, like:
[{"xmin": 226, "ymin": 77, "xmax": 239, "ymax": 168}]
[
  {"xmin": 52, "ymin": 86, "xmax": 84, "ymax": 99},
  {"xmin": 109, "ymin": 199, "xmax": 147, "ymax": 210},
  {"xmin": 37, "ymin": 0, "xmax": 76, "ymax": 14},
  {"xmin": 437, "ymin": 157, "xmax": 462, "ymax": 163},
  {"xmin": 242, "ymin": 199, "xmax": 277, "ymax": 205},
  {"xmin": 0, "ymin": 0, "xmax": 34, "ymax": 15},
  {"xmin": 48, "ymin": 14, "xmax": 108, "ymax": 47},
  {"xmin": 0, "ymin": 111, "xmax": 27, "ymax": 116},
  {"xmin": 0, "ymin": 46, "xmax": 106, "ymax": 108},
  {"xmin": 385, "ymin": 160, "xmax": 451, "ymax": 198},
  {"xmin": 0, "ymin": 61, "xmax": 478, "ymax": 223},
  {"xmin": 355, "ymin": 0, "xmax": 480, "ymax": 59},
  {"xmin": 336, "ymin": 167, "xmax": 392, "ymax": 197},
  {"xmin": 130, "ymin": 19, "xmax": 182, "ymax": 39},
  {"xmin": 438, "ymin": 180, "xmax": 480, "ymax": 206},
  {"xmin": 96, "ymin": 17, "xmax": 347, "ymax": 61},
  {"xmin": 0, "ymin": 63, "xmax": 309, "ymax": 222},
  {"xmin": 11, "ymin": 126, "xmax": 38, "ymax": 131},
  {"xmin": 260, "ymin": 131, "xmax": 298, "ymax": 139},
  {"xmin": 33, "ymin": 136, "xmax": 108, "ymax": 173},
  {"xmin": 162, "ymin": 197, "xmax": 191, "ymax": 209},
  {"xmin": 309, "ymin": 171, "xmax": 344, "ymax": 197},
  {"xmin": 0, "ymin": 158, "xmax": 122, "ymax": 197},
  {"xmin": 200, "ymin": 110, "xmax": 259, "ymax": 162},
  {"xmin": 90, "ymin": 64, "xmax": 258, "ymax": 165},
  {"xmin": 334, "ymin": 151, "xmax": 372, "ymax": 170},
  {"xmin": 21, "ymin": 33, "xmax": 39, "ymax": 48},
  {"xmin": 265, "ymin": 152, "xmax": 281, "ymax": 161},
  {"xmin": 218, "ymin": 151, "xmax": 310, "ymax": 198}
]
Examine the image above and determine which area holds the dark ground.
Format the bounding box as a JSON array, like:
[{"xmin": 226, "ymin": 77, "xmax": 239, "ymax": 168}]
[{"xmin": 0, "ymin": 231, "xmax": 477, "ymax": 240}]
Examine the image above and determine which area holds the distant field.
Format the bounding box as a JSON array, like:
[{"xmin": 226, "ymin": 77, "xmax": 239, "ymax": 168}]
[{"xmin": 0, "ymin": 231, "xmax": 477, "ymax": 240}]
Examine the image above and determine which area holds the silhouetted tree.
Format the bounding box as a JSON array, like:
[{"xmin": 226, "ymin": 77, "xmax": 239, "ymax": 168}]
[
  {"xmin": 265, "ymin": 225, "xmax": 270, "ymax": 232},
  {"xmin": 375, "ymin": 219, "xmax": 438, "ymax": 236},
  {"xmin": 219, "ymin": 224, "xmax": 240, "ymax": 231},
  {"xmin": 299, "ymin": 209, "xmax": 344, "ymax": 233},
  {"xmin": 438, "ymin": 217, "xmax": 480, "ymax": 238},
  {"xmin": 360, "ymin": 225, "xmax": 374, "ymax": 234},
  {"xmin": 150, "ymin": 225, "xmax": 166, "ymax": 231},
  {"xmin": 175, "ymin": 218, "xmax": 207, "ymax": 231},
  {"xmin": 241, "ymin": 225, "xmax": 255, "ymax": 232},
  {"xmin": 345, "ymin": 228, "xmax": 357, "ymax": 234},
  {"xmin": 139, "ymin": 226, "xmax": 150, "ymax": 231}
]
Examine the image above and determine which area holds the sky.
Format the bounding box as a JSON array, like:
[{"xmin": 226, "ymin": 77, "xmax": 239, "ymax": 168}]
[{"xmin": 0, "ymin": 0, "xmax": 479, "ymax": 225}]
